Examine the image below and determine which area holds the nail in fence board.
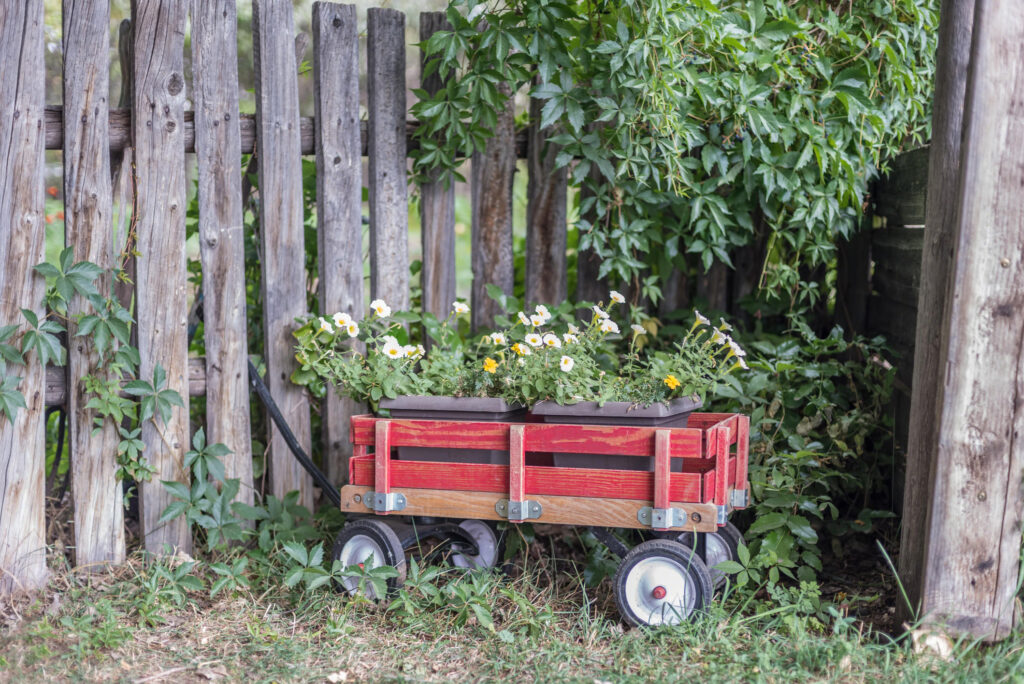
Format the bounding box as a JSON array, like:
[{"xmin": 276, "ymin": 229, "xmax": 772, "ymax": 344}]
[
  {"xmin": 916, "ymin": 0, "xmax": 1024, "ymax": 640},
  {"xmin": 312, "ymin": 2, "xmax": 364, "ymax": 485},
  {"xmin": 63, "ymin": 0, "xmax": 125, "ymax": 567},
  {"xmin": 471, "ymin": 83, "xmax": 516, "ymax": 331},
  {"xmin": 367, "ymin": 8, "xmax": 410, "ymax": 313},
  {"xmin": 0, "ymin": 0, "xmax": 48, "ymax": 594},
  {"xmin": 526, "ymin": 89, "xmax": 568, "ymax": 306},
  {"xmin": 132, "ymin": 0, "xmax": 192, "ymax": 556},
  {"xmin": 253, "ymin": 0, "xmax": 314, "ymax": 508},
  {"xmin": 191, "ymin": 0, "xmax": 254, "ymax": 509},
  {"xmin": 418, "ymin": 12, "xmax": 457, "ymax": 327}
]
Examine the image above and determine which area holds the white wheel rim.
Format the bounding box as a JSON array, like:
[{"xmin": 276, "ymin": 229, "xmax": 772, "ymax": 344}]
[
  {"xmin": 338, "ymin": 534, "xmax": 386, "ymax": 598},
  {"xmin": 452, "ymin": 520, "xmax": 499, "ymax": 569},
  {"xmin": 624, "ymin": 556, "xmax": 695, "ymax": 626},
  {"xmin": 705, "ymin": 534, "xmax": 731, "ymax": 586}
]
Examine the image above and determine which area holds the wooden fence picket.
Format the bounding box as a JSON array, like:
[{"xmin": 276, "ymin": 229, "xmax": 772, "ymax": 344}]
[
  {"xmin": 312, "ymin": 1, "xmax": 364, "ymax": 485},
  {"xmin": 418, "ymin": 12, "xmax": 457, "ymax": 324},
  {"xmin": 0, "ymin": 0, "xmax": 48, "ymax": 593},
  {"xmin": 133, "ymin": 0, "xmax": 192, "ymax": 555},
  {"xmin": 526, "ymin": 89, "xmax": 569, "ymax": 306},
  {"xmin": 252, "ymin": 0, "xmax": 314, "ymax": 509},
  {"xmin": 367, "ymin": 8, "xmax": 411, "ymax": 314},
  {"xmin": 470, "ymin": 83, "xmax": 516, "ymax": 331},
  {"xmin": 191, "ymin": 0, "xmax": 254, "ymax": 507},
  {"xmin": 62, "ymin": 0, "xmax": 125, "ymax": 567}
]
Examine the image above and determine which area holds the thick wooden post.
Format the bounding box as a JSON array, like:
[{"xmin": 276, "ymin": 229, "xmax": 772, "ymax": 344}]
[
  {"xmin": 191, "ymin": 0, "xmax": 254, "ymax": 506},
  {"xmin": 471, "ymin": 84, "xmax": 516, "ymax": 331},
  {"xmin": 419, "ymin": 12, "xmax": 457, "ymax": 327},
  {"xmin": 0, "ymin": 0, "xmax": 48, "ymax": 593},
  {"xmin": 525, "ymin": 89, "xmax": 568, "ymax": 307},
  {"xmin": 132, "ymin": 0, "xmax": 192, "ymax": 555},
  {"xmin": 252, "ymin": 0, "xmax": 314, "ymax": 508},
  {"xmin": 63, "ymin": 0, "xmax": 126, "ymax": 568},
  {"xmin": 914, "ymin": 0, "xmax": 1024, "ymax": 640},
  {"xmin": 367, "ymin": 8, "xmax": 410, "ymax": 314},
  {"xmin": 313, "ymin": 2, "xmax": 363, "ymax": 485},
  {"xmin": 899, "ymin": 0, "xmax": 976, "ymax": 616}
]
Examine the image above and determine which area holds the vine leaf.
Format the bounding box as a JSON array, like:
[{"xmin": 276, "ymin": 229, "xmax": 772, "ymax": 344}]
[
  {"xmin": 124, "ymin": 364, "xmax": 185, "ymax": 425},
  {"xmin": 0, "ymin": 374, "xmax": 26, "ymax": 423}
]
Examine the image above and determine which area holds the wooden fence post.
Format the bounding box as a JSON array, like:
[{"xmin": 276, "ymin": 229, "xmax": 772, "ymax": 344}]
[
  {"xmin": 252, "ymin": 0, "xmax": 314, "ymax": 509},
  {"xmin": 525, "ymin": 86, "xmax": 568, "ymax": 307},
  {"xmin": 899, "ymin": 0, "xmax": 976, "ymax": 617},
  {"xmin": 914, "ymin": 0, "xmax": 1024, "ymax": 640},
  {"xmin": 0, "ymin": 0, "xmax": 48, "ymax": 593},
  {"xmin": 471, "ymin": 83, "xmax": 516, "ymax": 331},
  {"xmin": 313, "ymin": 1, "xmax": 364, "ymax": 485},
  {"xmin": 419, "ymin": 12, "xmax": 457, "ymax": 325},
  {"xmin": 367, "ymin": 8, "xmax": 410, "ymax": 314},
  {"xmin": 191, "ymin": 0, "xmax": 254, "ymax": 507},
  {"xmin": 63, "ymin": 0, "xmax": 126, "ymax": 567},
  {"xmin": 133, "ymin": 0, "xmax": 192, "ymax": 555}
]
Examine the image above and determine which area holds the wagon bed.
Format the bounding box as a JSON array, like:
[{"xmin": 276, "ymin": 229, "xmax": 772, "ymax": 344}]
[{"xmin": 339, "ymin": 412, "xmax": 749, "ymax": 533}]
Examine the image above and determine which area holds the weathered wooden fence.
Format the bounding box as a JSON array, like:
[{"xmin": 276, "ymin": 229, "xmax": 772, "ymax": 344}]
[{"xmin": 0, "ymin": 1, "xmax": 574, "ymax": 593}]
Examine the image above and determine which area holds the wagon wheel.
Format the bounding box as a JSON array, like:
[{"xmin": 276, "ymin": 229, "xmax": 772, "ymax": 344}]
[
  {"xmin": 448, "ymin": 519, "xmax": 505, "ymax": 570},
  {"xmin": 613, "ymin": 539, "xmax": 713, "ymax": 628},
  {"xmin": 674, "ymin": 522, "xmax": 743, "ymax": 590},
  {"xmin": 332, "ymin": 519, "xmax": 407, "ymax": 599}
]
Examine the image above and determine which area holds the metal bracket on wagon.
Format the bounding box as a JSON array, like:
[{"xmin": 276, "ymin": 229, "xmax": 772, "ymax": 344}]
[
  {"xmin": 496, "ymin": 498, "xmax": 542, "ymax": 522},
  {"xmin": 637, "ymin": 506, "xmax": 691, "ymax": 529},
  {"xmin": 730, "ymin": 489, "xmax": 749, "ymax": 509},
  {"xmin": 364, "ymin": 491, "xmax": 407, "ymax": 513}
]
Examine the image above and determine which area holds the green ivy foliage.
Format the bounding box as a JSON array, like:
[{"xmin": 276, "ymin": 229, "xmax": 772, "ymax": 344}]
[{"xmin": 411, "ymin": 0, "xmax": 937, "ymax": 302}]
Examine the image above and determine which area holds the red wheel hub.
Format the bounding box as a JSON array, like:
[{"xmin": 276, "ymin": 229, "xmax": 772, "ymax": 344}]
[{"xmin": 652, "ymin": 585, "xmax": 667, "ymax": 600}]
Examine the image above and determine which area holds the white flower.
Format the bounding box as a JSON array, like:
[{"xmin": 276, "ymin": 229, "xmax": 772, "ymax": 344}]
[
  {"xmin": 711, "ymin": 329, "xmax": 727, "ymax": 345},
  {"xmin": 567, "ymin": 324, "xmax": 580, "ymax": 334},
  {"xmin": 382, "ymin": 335, "xmax": 399, "ymax": 347},
  {"xmin": 593, "ymin": 305, "xmax": 609, "ymax": 320},
  {"xmin": 416, "ymin": 344, "xmax": 426, "ymax": 357},
  {"xmin": 609, "ymin": 290, "xmax": 625, "ymax": 304},
  {"xmin": 452, "ymin": 301, "xmax": 469, "ymax": 314},
  {"xmin": 491, "ymin": 332, "xmax": 507, "ymax": 345},
  {"xmin": 719, "ymin": 317, "xmax": 733, "ymax": 332},
  {"xmin": 517, "ymin": 358, "xmax": 526, "ymax": 366},
  {"xmin": 559, "ymin": 355, "xmax": 574, "ymax": 372},
  {"xmin": 737, "ymin": 358, "xmax": 749, "ymax": 370},
  {"xmin": 525, "ymin": 333, "xmax": 543, "ymax": 347},
  {"xmin": 534, "ymin": 304, "xmax": 551, "ymax": 322},
  {"xmin": 382, "ymin": 341, "xmax": 403, "ymax": 359},
  {"xmin": 542, "ymin": 333, "xmax": 561, "ymax": 349},
  {"xmin": 370, "ymin": 299, "xmax": 391, "ymax": 318},
  {"xmin": 694, "ymin": 309, "xmax": 711, "ymax": 327},
  {"xmin": 631, "ymin": 324, "xmax": 645, "ymax": 335},
  {"xmin": 403, "ymin": 344, "xmax": 421, "ymax": 359},
  {"xmin": 517, "ymin": 311, "xmax": 531, "ymax": 326},
  {"xmin": 562, "ymin": 333, "xmax": 579, "ymax": 344},
  {"xmin": 332, "ymin": 312, "xmax": 352, "ymax": 328},
  {"xmin": 729, "ymin": 339, "xmax": 746, "ymax": 357},
  {"xmin": 318, "ymin": 317, "xmax": 333, "ymax": 333},
  {"xmin": 599, "ymin": 319, "xmax": 620, "ymax": 334},
  {"xmin": 530, "ymin": 314, "xmax": 546, "ymax": 327},
  {"xmin": 346, "ymin": 322, "xmax": 359, "ymax": 337}
]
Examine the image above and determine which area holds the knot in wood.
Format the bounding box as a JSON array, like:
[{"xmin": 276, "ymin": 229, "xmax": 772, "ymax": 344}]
[{"xmin": 166, "ymin": 72, "xmax": 184, "ymax": 96}]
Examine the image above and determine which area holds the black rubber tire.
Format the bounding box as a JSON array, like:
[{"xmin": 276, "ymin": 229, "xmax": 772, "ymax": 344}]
[
  {"xmin": 331, "ymin": 518, "xmax": 407, "ymax": 598},
  {"xmin": 613, "ymin": 539, "xmax": 713, "ymax": 628},
  {"xmin": 676, "ymin": 522, "xmax": 743, "ymax": 590},
  {"xmin": 448, "ymin": 519, "xmax": 505, "ymax": 569}
]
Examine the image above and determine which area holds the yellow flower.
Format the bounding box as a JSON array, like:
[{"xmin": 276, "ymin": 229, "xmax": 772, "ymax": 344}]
[
  {"xmin": 664, "ymin": 375, "xmax": 681, "ymax": 390},
  {"xmin": 483, "ymin": 357, "xmax": 498, "ymax": 374}
]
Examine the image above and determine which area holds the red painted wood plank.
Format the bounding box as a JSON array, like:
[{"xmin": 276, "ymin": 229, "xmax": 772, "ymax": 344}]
[
  {"xmin": 715, "ymin": 426, "xmax": 729, "ymax": 506},
  {"xmin": 375, "ymin": 420, "xmax": 391, "ymax": 495},
  {"xmin": 509, "ymin": 424, "xmax": 525, "ymax": 502},
  {"xmin": 350, "ymin": 416, "xmax": 705, "ymax": 459},
  {"xmin": 654, "ymin": 430, "xmax": 671, "ymax": 511},
  {"xmin": 349, "ymin": 456, "xmax": 704, "ymax": 502},
  {"xmin": 735, "ymin": 415, "xmax": 749, "ymax": 501}
]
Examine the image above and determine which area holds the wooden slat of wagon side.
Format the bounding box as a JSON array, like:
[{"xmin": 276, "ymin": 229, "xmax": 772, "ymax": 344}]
[
  {"xmin": 0, "ymin": 0, "xmax": 48, "ymax": 593},
  {"xmin": 133, "ymin": 0, "xmax": 192, "ymax": 555},
  {"xmin": 418, "ymin": 12, "xmax": 457, "ymax": 333},
  {"xmin": 191, "ymin": 0, "xmax": 254, "ymax": 510},
  {"xmin": 62, "ymin": 0, "xmax": 125, "ymax": 568},
  {"xmin": 349, "ymin": 416, "xmax": 705, "ymax": 459},
  {"xmin": 312, "ymin": 2, "xmax": 364, "ymax": 485},
  {"xmin": 367, "ymin": 8, "xmax": 410, "ymax": 313},
  {"xmin": 349, "ymin": 457, "xmax": 704, "ymax": 502},
  {"xmin": 340, "ymin": 486, "xmax": 717, "ymax": 533},
  {"xmin": 252, "ymin": 0, "xmax": 313, "ymax": 508}
]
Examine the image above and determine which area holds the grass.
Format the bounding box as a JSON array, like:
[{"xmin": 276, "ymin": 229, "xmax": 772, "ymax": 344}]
[{"xmin": 3, "ymin": 526, "xmax": 1024, "ymax": 684}]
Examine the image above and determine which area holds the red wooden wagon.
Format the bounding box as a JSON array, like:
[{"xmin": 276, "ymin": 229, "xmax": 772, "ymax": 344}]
[{"xmin": 332, "ymin": 411, "xmax": 750, "ymax": 627}]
